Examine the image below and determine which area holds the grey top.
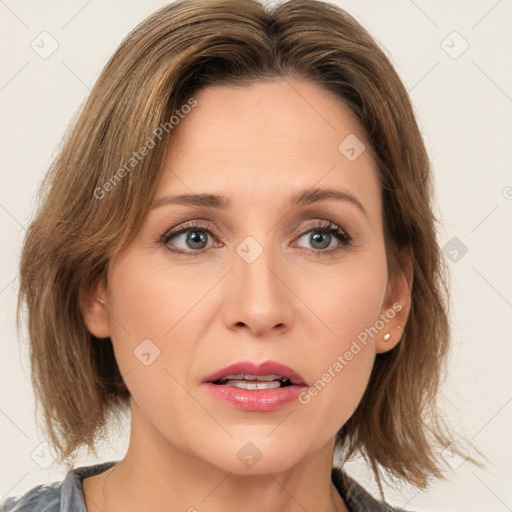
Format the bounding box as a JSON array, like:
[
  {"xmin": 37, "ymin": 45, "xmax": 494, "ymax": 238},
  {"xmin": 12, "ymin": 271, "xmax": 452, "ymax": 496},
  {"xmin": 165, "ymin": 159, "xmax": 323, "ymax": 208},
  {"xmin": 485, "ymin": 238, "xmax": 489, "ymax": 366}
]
[{"xmin": 0, "ymin": 461, "xmax": 409, "ymax": 511}]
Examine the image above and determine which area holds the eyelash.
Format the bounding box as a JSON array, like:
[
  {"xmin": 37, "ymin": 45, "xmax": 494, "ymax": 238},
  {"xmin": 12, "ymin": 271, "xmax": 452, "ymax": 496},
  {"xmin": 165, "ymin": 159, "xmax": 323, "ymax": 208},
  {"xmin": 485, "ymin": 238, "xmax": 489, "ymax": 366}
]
[{"xmin": 157, "ymin": 219, "xmax": 352, "ymax": 258}]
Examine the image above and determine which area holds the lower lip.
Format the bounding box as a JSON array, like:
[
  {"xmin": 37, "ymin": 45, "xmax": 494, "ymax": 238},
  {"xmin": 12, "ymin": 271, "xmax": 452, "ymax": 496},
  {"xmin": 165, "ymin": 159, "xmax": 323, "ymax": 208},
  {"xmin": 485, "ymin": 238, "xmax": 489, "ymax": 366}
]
[{"xmin": 203, "ymin": 383, "xmax": 306, "ymax": 411}]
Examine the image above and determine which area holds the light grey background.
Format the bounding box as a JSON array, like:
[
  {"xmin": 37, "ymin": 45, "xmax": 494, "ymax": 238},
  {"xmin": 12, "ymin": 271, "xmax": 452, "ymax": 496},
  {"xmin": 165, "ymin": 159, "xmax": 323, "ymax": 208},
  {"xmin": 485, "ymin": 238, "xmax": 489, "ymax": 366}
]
[{"xmin": 1, "ymin": 1, "xmax": 511, "ymax": 511}]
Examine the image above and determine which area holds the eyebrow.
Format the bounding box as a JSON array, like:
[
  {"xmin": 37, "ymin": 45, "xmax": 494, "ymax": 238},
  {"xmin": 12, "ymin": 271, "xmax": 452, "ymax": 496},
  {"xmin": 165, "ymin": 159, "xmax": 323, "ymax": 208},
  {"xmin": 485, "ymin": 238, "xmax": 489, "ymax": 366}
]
[{"xmin": 150, "ymin": 187, "xmax": 368, "ymax": 218}]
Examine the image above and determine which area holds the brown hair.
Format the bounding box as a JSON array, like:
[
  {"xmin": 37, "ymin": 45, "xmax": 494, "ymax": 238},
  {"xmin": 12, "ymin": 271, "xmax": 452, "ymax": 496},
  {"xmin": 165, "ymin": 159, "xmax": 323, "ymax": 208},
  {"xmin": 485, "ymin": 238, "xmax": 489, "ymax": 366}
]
[{"xmin": 17, "ymin": 0, "xmax": 479, "ymax": 496}]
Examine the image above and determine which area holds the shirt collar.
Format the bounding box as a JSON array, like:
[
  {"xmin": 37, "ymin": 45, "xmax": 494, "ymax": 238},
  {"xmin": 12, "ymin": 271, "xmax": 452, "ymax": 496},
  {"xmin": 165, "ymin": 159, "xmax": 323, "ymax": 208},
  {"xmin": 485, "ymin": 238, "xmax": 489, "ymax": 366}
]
[{"xmin": 59, "ymin": 461, "xmax": 396, "ymax": 512}]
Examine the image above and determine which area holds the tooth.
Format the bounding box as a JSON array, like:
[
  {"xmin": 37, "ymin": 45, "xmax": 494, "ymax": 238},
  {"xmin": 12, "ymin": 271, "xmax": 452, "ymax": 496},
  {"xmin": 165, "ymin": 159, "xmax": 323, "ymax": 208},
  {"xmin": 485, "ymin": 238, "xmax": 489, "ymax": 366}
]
[
  {"xmin": 219, "ymin": 374, "xmax": 285, "ymax": 382},
  {"xmin": 226, "ymin": 380, "xmax": 281, "ymax": 390},
  {"xmin": 254, "ymin": 374, "xmax": 283, "ymax": 382}
]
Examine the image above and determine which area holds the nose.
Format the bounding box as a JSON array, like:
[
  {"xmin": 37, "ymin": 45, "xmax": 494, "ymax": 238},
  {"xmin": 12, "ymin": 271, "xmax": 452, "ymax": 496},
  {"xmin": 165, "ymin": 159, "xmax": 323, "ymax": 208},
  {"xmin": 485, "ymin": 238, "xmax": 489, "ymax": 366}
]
[{"xmin": 222, "ymin": 240, "xmax": 294, "ymax": 338}]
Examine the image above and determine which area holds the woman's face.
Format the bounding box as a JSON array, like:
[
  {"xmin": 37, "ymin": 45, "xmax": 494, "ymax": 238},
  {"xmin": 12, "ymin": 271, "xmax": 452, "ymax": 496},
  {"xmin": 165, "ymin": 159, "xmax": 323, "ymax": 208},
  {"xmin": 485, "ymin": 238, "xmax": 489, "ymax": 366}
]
[{"xmin": 85, "ymin": 78, "xmax": 407, "ymax": 474}]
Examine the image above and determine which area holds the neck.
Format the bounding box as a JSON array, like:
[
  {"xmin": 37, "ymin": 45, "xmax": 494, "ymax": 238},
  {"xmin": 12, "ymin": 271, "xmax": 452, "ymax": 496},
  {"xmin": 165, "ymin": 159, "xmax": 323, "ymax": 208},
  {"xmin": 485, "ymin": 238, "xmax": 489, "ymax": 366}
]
[{"xmin": 85, "ymin": 403, "xmax": 349, "ymax": 512}]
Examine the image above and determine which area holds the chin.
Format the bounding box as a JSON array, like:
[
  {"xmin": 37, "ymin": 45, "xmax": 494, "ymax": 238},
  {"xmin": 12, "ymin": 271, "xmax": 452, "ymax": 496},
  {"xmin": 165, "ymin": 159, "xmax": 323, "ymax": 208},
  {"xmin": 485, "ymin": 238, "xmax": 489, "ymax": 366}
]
[{"xmin": 193, "ymin": 433, "xmax": 310, "ymax": 476}]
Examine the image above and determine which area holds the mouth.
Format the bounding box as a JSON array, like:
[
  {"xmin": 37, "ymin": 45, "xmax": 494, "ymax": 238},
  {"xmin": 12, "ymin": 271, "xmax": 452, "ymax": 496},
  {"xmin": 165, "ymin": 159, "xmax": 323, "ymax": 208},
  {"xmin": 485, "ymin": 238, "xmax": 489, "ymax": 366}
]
[
  {"xmin": 202, "ymin": 360, "xmax": 307, "ymax": 387},
  {"xmin": 201, "ymin": 361, "xmax": 308, "ymax": 411},
  {"xmin": 212, "ymin": 374, "xmax": 294, "ymax": 390}
]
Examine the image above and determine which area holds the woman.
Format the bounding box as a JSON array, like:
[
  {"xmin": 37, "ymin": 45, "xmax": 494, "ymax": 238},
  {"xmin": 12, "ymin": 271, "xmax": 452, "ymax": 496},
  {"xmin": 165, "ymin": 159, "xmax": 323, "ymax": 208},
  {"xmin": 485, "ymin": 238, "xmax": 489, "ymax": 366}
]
[{"xmin": 1, "ymin": 0, "xmax": 478, "ymax": 510}]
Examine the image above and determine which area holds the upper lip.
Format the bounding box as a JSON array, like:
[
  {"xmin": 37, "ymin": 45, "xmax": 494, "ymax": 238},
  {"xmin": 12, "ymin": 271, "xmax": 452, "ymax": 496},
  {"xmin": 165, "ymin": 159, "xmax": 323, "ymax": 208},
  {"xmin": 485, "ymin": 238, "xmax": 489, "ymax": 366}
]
[{"xmin": 202, "ymin": 360, "xmax": 307, "ymax": 386}]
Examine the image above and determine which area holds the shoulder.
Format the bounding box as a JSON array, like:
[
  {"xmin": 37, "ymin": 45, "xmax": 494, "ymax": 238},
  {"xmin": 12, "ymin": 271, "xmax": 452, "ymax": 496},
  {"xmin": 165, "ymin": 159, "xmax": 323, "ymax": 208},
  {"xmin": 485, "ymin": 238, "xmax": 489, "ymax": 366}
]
[
  {"xmin": 0, "ymin": 461, "xmax": 118, "ymax": 512},
  {"xmin": 332, "ymin": 467, "xmax": 414, "ymax": 512},
  {"xmin": 0, "ymin": 482, "xmax": 61, "ymax": 512}
]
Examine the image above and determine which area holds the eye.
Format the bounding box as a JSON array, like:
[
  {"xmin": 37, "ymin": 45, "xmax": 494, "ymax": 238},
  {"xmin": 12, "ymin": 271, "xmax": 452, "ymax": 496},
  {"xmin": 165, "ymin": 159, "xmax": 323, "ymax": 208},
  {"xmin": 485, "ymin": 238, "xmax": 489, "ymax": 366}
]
[
  {"xmin": 294, "ymin": 220, "xmax": 352, "ymax": 255},
  {"xmin": 159, "ymin": 221, "xmax": 219, "ymax": 256},
  {"xmin": 158, "ymin": 219, "xmax": 352, "ymax": 256}
]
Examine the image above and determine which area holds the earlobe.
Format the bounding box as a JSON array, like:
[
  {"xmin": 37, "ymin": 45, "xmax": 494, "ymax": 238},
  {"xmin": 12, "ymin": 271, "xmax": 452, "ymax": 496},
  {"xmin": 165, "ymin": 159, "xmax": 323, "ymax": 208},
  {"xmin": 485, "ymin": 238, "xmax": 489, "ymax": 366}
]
[
  {"xmin": 79, "ymin": 281, "xmax": 111, "ymax": 339},
  {"xmin": 376, "ymin": 250, "xmax": 413, "ymax": 354},
  {"xmin": 376, "ymin": 324, "xmax": 403, "ymax": 354}
]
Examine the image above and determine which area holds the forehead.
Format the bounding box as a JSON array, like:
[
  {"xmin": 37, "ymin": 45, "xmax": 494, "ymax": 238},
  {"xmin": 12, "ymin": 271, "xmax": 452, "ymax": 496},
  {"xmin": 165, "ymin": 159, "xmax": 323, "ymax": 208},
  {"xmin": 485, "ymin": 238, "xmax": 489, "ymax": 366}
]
[{"xmin": 158, "ymin": 78, "xmax": 381, "ymax": 225}]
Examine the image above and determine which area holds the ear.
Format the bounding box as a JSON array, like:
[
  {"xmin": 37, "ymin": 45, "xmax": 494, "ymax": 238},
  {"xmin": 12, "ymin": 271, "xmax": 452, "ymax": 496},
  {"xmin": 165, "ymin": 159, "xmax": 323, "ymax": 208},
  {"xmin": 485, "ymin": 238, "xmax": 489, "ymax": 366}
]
[
  {"xmin": 79, "ymin": 279, "xmax": 111, "ymax": 339},
  {"xmin": 375, "ymin": 247, "xmax": 413, "ymax": 354}
]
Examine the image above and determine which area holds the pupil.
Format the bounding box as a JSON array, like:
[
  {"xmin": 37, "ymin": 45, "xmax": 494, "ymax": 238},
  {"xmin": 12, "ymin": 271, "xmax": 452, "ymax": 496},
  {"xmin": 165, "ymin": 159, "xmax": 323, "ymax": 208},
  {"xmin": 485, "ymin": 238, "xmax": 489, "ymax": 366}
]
[{"xmin": 187, "ymin": 230, "xmax": 207, "ymax": 249}]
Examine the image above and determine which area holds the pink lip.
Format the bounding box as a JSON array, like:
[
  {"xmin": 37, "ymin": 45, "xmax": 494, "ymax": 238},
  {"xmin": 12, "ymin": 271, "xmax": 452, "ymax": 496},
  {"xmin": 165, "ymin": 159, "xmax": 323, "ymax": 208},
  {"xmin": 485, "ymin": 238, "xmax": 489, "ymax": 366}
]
[
  {"xmin": 201, "ymin": 360, "xmax": 308, "ymax": 412},
  {"xmin": 201, "ymin": 360, "xmax": 307, "ymax": 386}
]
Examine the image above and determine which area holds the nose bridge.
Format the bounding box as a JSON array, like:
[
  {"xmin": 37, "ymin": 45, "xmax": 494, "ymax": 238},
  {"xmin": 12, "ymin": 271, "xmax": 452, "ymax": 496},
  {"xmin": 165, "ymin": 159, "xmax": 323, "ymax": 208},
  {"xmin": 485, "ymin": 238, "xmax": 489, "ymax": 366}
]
[
  {"xmin": 223, "ymin": 230, "xmax": 293, "ymax": 334},
  {"xmin": 234, "ymin": 232, "xmax": 283, "ymax": 301}
]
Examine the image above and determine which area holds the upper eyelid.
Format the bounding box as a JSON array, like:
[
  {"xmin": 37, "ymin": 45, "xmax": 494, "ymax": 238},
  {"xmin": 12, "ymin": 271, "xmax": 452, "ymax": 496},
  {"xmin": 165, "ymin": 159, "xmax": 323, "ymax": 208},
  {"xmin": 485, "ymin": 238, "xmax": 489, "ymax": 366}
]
[
  {"xmin": 154, "ymin": 201, "xmax": 362, "ymax": 234},
  {"xmin": 162, "ymin": 219, "xmax": 350, "ymax": 245},
  {"xmin": 163, "ymin": 218, "xmax": 346, "ymax": 235},
  {"xmin": 164, "ymin": 220, "xmax": 221, "ymax": 238}
]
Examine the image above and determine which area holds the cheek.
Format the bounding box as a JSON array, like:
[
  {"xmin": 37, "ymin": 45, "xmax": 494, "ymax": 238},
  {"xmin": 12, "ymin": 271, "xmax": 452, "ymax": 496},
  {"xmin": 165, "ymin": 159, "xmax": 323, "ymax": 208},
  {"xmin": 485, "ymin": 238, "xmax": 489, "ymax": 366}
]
[
  {"xmin": 295, "ymin": 256, "xmax": 387, "ymax": 428},
  {"xmin": 106, "ymin": 251, "xmax": 209, "ymax": 352},
  {"xmin": 103, "ymin": 249, "xmax": 226, "ymax": 419},
  {"xmin": 103, "ymin": 254, "xmax": 201, "ymax": 427}
]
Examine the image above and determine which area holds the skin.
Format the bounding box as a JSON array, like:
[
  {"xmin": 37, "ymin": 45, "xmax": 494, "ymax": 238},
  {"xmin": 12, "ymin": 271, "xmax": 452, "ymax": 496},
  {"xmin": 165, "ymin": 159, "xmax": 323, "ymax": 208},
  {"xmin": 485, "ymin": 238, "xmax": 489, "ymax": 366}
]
[{"xmin": 81, "ymin": 77, "xmax": 412, "ymax": 512}]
